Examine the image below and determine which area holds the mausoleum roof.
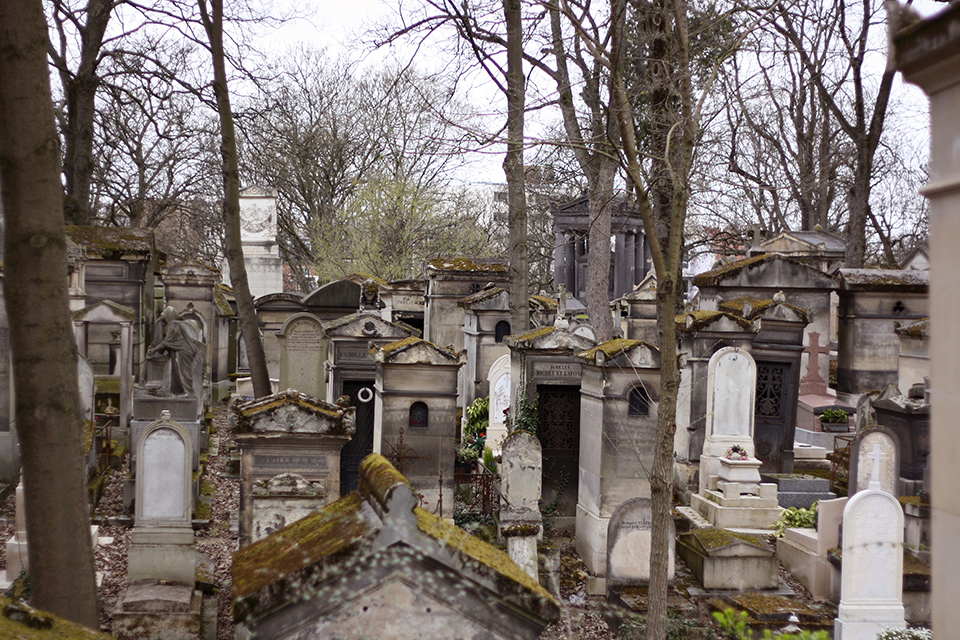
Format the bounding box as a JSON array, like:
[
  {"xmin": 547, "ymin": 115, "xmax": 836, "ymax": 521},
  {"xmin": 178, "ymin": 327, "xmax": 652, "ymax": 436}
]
[
  {"xmin": 692, "ymin": 254, "xmax": 838, "ymax": 289},
  {"xmin": 232, "ymin": 453, "xmax": 558, "ymax": 627},
  {"xmin": 578, "ymin": 339, "xmax": 659, "ymax": 366},
  {"xmin": 324, "ymin": 311, "xmax": 421, "ymax": 338},
  {"xmin": 839, "ymin": 268, "xmax": 929, "ymax": 292},
  {"xmin": 66, "ymin": 225, "xmax": 155, "ymax": 258},
  {"xmin": 719, "ymin": 297, "xmax": 809, "ymax": 323},
  {"xmin": 676, "ymin": 310, "xmax": 756, "ymax": 333},
  {"xmin": 372, "ymin": 337, "xmax": 463, "ymax": 364},
  {"xmin": 425, "ymin": 257, "xmax": 508, "ymax": 274},
  {"xmin": 895, "ymin": 318, "xmax": 929, "ymax": 339},
  {"xmin": 229, "ymin": 389, "xmax": 354, "ymax": 435}
]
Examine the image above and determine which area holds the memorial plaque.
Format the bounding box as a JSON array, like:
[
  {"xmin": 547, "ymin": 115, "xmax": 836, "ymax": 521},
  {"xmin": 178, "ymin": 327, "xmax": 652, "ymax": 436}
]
[
  {"xmin": 709, "ymin": 350, "xmax": 755, "ymax": 437},
  {"xmin": 141, "ymin": 427, "xmax": 187, "ymax": 520},
  {"xmin": 336, "ymin": 344, "xmax": 372, "ymax": 364},
  {"xmin": 533, "ymin": 362, "xmax": 581, "ymax": 381}
]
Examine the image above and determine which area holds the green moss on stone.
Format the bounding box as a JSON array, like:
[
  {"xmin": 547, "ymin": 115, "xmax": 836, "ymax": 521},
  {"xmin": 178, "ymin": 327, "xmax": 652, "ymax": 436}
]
[
  {"xmin": 426, "ymin": 257, "xmax": 508, "ymax": 272},
  {"xmin": 0, "ymin": 597, "xmax": 116, "ymax": 639},
  {"xmin": 579, "ymin": 338, "xmax": 657, "ymax": 362},
  {"xmin": 691, "ymin": 527, "xmax": 766, "ymax": 551}
]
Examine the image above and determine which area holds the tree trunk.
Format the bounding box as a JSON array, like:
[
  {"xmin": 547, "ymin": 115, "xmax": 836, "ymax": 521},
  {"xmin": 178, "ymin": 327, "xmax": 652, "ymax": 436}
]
[
  {"xmin": 55, "ymin": 0, "xmax": 112, "ymax": 226},
  {"xmin": 0, "ymin": 0, "xmax": 99, "ymax": 626},
  {"xmin": 503, "ymin": 0, "xmax": 529, "ymax": 336},
  {"xmin": 198, "ymin": 0, "xmax": 272, "ymax": 398},
  {"xmin": 586, "ymin": 163, "xmax": 615, "ymax": 341}
]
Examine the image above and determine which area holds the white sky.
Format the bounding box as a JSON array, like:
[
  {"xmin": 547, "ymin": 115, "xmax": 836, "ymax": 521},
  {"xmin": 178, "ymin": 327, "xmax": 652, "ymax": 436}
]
[{"xmin": 255, "ymin": 0, "xmax": 944, "ymax": 187}]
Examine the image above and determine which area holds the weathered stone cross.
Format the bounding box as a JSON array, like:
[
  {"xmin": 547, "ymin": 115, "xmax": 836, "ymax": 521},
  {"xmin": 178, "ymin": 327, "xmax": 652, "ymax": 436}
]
[{"xmin": 868, "ymin": 443, "xmax": 885, "ymax": 491}]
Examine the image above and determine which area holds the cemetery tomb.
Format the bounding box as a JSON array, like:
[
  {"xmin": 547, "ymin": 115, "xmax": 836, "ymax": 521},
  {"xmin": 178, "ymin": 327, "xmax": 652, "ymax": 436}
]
[
  {"xmin": 776, "ymin": 496, "xmax": 847, "ymax": 600},
  {"xmin": 231, "ymin": 454, "xmax": 559, "ymax": 640},
  {"xmin": 249, "ymin": 292, "xmax": 306, "ymax": 385},
  {"xmin": 423, "ymin": 257, "xmax": 509, "ymax": 354},
  {"xmin": 238, "ymin": 186, "xmax": 283, "ymax": 298},
  {"xmin": 505, "ymin": 326, "xmax": 595, "ymax": 528},
  {"xmin": 323, "ymin": 310, "xmax": 420, "ymax": 494},
  {"xmin": 692, "ymin": 347, "xmax": 782, "ymax": 529},
  {"xmin": 676, "ymin": 528, "xmax": 779, "ymax": 591},
  {"xmin": 836, "ymin": 268, "xmax": 928, "ymax": 399},
  {"xmin": 873, "ymin": 392, "xmax": 930, "ymax": 495},
  {"xmin": 574, "ymin": 338, "xmax": 661, "ymax": 577},
  {"xmin": 230, "ymin": 389, "xmax": 355, "ymax": 548},
  {"xmin": 458, "ymin": 285, "xmax": 511, "ymax": 409},
  {"xmin": 372, "ymin": 337, "xmax": 464, "ymax": 520}
]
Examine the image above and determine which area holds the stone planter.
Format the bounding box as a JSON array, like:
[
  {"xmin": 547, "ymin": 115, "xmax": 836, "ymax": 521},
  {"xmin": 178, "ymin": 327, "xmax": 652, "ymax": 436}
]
[
  {"xmin": 818, "ymin": 417, "xmax": 852, "ymax": 433},
  {"xmin": 718, "ymin": 457, "xmax": 762, "ymax": 484}
]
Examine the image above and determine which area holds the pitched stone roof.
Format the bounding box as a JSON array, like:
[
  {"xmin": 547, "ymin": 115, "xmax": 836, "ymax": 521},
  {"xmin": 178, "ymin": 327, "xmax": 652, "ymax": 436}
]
[
  {"xmin": 232, "ymin": 453, "xmax": 559, "ymax": 626},
  {"xmin": 66, "ymin": 226, "xmax": 155, "ymax": 257}
]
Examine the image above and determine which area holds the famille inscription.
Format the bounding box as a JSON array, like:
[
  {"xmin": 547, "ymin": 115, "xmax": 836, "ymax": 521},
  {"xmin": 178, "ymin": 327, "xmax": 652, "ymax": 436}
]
[{"xmin": 533, "ymin": 363, "xmax": 580, "ymax": 379}]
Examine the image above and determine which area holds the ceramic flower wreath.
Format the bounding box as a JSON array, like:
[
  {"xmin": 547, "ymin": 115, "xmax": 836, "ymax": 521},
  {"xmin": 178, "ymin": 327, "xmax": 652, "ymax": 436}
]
[{"xmin": 724, "ymin": 444, "xmax": 749, "ymax": 460}]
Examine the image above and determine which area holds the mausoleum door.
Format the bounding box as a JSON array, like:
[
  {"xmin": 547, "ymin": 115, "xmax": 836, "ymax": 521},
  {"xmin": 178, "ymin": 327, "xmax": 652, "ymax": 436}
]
[
  {"xmin": 754, "ymin": 361, "xmax": 792, "ymax": 473},
  {"xmin": 340, "ymin": 380, "xmax": 375, "ymax": 496},
  {"xmin": 536, "ymin": 385, "xmax": 580, "ymax": 517}
]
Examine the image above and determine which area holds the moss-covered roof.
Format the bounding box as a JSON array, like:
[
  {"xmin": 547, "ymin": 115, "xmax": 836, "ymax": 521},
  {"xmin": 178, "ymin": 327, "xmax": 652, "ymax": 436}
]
[
  {"xmin": 718, "ymin": 296, "xmax": 809, "ymax": 322},
  {"xmin": 373, "ymin": 337, "xmax": 460, "ymax": 363},
  {"xmin": 513, "ymin": 326, "xmax": 555, "ymax": 342},
  {"xmin": 692, "ymin": 253, "xmax": 837, "ymax": 288},
  {"xmin": 529, "ymin": 295, "xmax": 558, "ymax": 310},
  {"xmin": 323, "ymin": 311, "xmax": 420, "ymax": 337},
  {"xmin": 676, "ymin": 310, "xmax": 755, "ymax": 332},
  {"xmin": 230, "ymin": 389, "xmax": 350, "ymax": 434},
  {"xmin": 686, "ymin": 527, "xmax": 768, "ymax": 552},
  {"xmin": 345, "ymin": 272, "xmax": 389, "ymax": 287},
  {"xmin": 839, "ymin": 268, "xmax": 929, "ymax": 291},
  {"xmin": 66, "ymin": 225, "xmax": 154, "ymax": 257},
  {"xmin": 426, "ymin": 257, "xmax": 508, "ymax": 273},
  {"xmin": 578, "ymin": 338, "xmax": 658, "ymax": 362},
  {"xmin": 457, "ymin": 286, "xmax": 508, "ymax": 307},
  {"xmin": 0, "ymin": 597, "xmax": 117, "ymax": 639},
  {"xmin": 233, "ymin": 453, "xmax": 558, "ymax": 623},
  {"xmin": 896, "ymin": 318, "xmax": 929, "ymax": 338},
  {"xmin": 232, "ymin": 492, "xmax": 372, "ymax": 600}
]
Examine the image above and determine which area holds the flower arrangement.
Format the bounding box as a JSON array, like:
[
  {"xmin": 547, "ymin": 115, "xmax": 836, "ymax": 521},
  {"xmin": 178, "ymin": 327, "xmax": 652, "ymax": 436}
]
[{"xmin": 724, "ymin": 444, "xmax": 749, "ymax": 460}]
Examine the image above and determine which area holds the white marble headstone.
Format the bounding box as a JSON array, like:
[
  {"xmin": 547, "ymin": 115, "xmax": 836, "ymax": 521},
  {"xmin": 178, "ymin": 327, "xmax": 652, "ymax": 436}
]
[
  {"xmin": 707, "ymin": 348, "xmax": 755, "ymax": 438},
  {"xmin": 606, "ymin": 498, "xmax": 675, "ymax": 586},
  {"xmin": 835, "ymin": 446, "xmax": 906, "ymax": 639},
  {"xmin": 135, "ymin": 415, "xmax": 193, "ymax": 525},
  {"xmin": 486, "ymin": 354, "xmax": 512, "ymax": 451}
]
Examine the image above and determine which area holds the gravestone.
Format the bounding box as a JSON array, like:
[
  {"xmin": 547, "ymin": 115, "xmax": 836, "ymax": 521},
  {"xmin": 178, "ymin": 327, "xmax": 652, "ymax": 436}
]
[
  {"xmin": 4, "ymin": 483, "xmax": 27, "ymax": 584},
  {"xmin": 848, "ymin": 426, "xmax": 900, "ymax": 497},
  {"xmin": 606, "ymin": 498, "xmax": 674, "ymax": 589},
  {"xmin": 499, "ymin": 431, "xmax": 543, "ymax": 579},
  {"xmin": 277, "ymin": 313, "xmax": 327, "ymax": 399},
  {"xmin": 693, "ymin": 347, "xmax": 781, "ymax": 528},
  {"xmin": 699, "ymin": 347, "xmax": 758, "ymax": 494},
  {"xmin": 127, "ymin": 412, "xmax": 196, "ymax": 585},
  {"xmin": 487, "ymin": 354, "xmax": 511, "ymax": 452},
  {"xmin": 835, "ymin": 446, "xmax": 906, "ymax": 639}
]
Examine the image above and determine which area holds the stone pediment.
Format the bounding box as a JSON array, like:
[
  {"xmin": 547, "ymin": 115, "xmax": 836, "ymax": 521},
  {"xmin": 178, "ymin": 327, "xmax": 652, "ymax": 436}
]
[
  {"xmin": 678, "ymin": 310, "xmax": 757, "ymax": 334},
  {"xmin": 622, "ymin": 273, "xmax": 658, "ymax": 301},
  {"xmin": 760, "ymin": 229, "xmax": 846, "ymax": 255},
  {"xmin": 231, "ymin": 454, "xmax": 559, "ymax": 635},
  {"xmin": 253, "ymin": 293, "xmax": 305, "ymax": 311},
  {"xmin": 72, "ymin": 299, "xmax": 136, "ymax": 323},
  {"xmin": 719, "ymin": 296, "xmax": 810, "ymax": 324},
  {"xmin": 372, "ymin": 337, "xmax": 463, "ymax": 365},
  {"xmin": 693, "ymin": 254, "xmax": 839, "ymax": 290},
  {"xmin": 239, "ymin": 185, "xmax": 277, "ymax": 198},
  {"xmin": 324, "ymin": 312, "xmax": 420, "ymax": 339},
  {"xmin": 506, "ymin": 326, "xmax": 596, "ymax": 352},
  {"xmin": 425, "ymin": 257, "xmax": 508, "ymax": 275},
  {"xmin": 163, "ymin": 260, "xmax": 221, "ymax": 281},
  {"xmin": 458, "ymin": 286, "xmax": 510, "ymax": 310},
  {"xmin": 578, "ymin": 339, "xmax": 660, "ymax": 368},
  {"xmin": 230, "ymin": 389, "xmax": 355, "ymax": 437}
]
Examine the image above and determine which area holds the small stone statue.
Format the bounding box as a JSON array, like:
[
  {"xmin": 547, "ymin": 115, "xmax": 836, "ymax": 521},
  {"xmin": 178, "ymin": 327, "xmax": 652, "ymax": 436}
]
[{"xmin": 146, "ymin": 306, "xmax": 205, "ymax": 398}]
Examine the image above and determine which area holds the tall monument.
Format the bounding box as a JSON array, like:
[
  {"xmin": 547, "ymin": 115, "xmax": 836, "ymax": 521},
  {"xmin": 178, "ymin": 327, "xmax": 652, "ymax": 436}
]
[{"xmin": 237, "ymin": 186, "xmax": 283, "ymax": 298}]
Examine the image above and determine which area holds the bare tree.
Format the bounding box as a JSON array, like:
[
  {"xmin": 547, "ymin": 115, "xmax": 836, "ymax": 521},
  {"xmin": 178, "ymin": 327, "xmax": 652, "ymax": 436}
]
[
  {"xmin": 0, "ymin": 0, "xmax": 99, "ymax": 625},
  {"xmin": 195, "ymin": 0, "xmax": 272, "ymax": 398}
]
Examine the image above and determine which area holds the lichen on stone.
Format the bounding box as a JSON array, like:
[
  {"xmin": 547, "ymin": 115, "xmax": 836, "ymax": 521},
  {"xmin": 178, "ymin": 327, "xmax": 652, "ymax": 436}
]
[
  {"xmin": 578, "ymin": 338, "xmax": 657, "ymax": 362},
  {"xmin": 426, "ymin": 257, "xmax": 508, "ymax": 273}
]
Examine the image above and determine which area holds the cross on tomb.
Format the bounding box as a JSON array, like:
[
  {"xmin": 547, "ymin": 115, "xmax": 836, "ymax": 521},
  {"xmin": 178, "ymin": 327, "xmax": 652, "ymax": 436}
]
[
  {"xmin": 383, "ymin": 427, "xmax": 432, "ymax": 475},
  {"xmin": 800, "ymin": 331, "xmax": 830, "ymax": 395},
  {"xmin": 556, "ymin": 284, "xmax": 571, "ymax": 317}
]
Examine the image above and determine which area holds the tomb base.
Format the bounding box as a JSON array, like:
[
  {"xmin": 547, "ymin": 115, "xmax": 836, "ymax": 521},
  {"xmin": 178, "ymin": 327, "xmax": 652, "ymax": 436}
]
[
  {"xmin": 691, "ymin": 485, "xmax": 782, "ymax": 529},
  {"xmin": 113, "ymin": 581, "xmax": 202, "ymax": 640},
  {"xmin": 574, "ymin": 506, "xmax": 607, "ymax": 577},
  {"xmin": 676, "ymin": 528, "xmax": 779, "ymax": 590},
  {"xmin": 506, "ymin": 535, "xmax": 538, "ymax": 581},
  {"xmin": 777, "ymin": 531, "xmax": 833, "ymax": 600},
  {"xmin": 127, "ymin": 526, "xmax": 196, "ymax": 585},
  {"xmin": 834, "ymin": 614, "xmax": 905, "ymax": 640}
]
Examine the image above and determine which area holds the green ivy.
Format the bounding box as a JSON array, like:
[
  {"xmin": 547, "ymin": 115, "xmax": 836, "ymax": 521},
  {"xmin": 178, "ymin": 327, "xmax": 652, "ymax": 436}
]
[{"xmin": 772, "ymin": 503, "xmax": 818, "ymax": 538}]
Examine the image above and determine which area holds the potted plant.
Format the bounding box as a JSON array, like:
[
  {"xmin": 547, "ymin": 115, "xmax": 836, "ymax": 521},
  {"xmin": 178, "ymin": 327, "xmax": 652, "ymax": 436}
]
[{"xmin": 819, "ymin": 407, "xmax": 849, "ymax": 432}]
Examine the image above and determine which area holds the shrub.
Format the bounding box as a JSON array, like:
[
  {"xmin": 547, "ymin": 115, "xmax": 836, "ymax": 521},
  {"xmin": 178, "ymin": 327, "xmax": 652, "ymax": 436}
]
[
  {"xmin": 772, "ymin": 503, "xmax": 818, "ymax": 538},
  {"xmin": 819, "ymin": 408, "xmax": 848, "ymax": 424}
]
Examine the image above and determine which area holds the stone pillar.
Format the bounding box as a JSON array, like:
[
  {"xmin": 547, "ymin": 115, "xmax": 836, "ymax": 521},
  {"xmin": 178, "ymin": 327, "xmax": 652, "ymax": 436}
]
[
  {"xmin": 120, "ymin": 321, "xmax": 132, "ymax": 433},
  {"xmin": 613, "ymin": 233, "xmax": 626, "ymax": 298},
  {"xmin": 564, "ymin": 232, "xmax": 576, "ymax": 293},
  {"xmin": 499, "ymin": 431, "xmax": 542, "ymax": 580},
  {"xmin": 554, "ymin": 231, "xmax": 565, "ymax": 292},
  {"xmin": 895, "ymin": 12, "xmax": 960, "ymax": 632},
  {"xmin": 74, "ymin": 320, "xmax": 87, "ymax": 358},
  {"xmin": 625, "ymin": 232, "xmax": 636, "ymax": 289},
  {"xmin": 634, "ymin": 232, "xmax": 645, "ymax": 279}
]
